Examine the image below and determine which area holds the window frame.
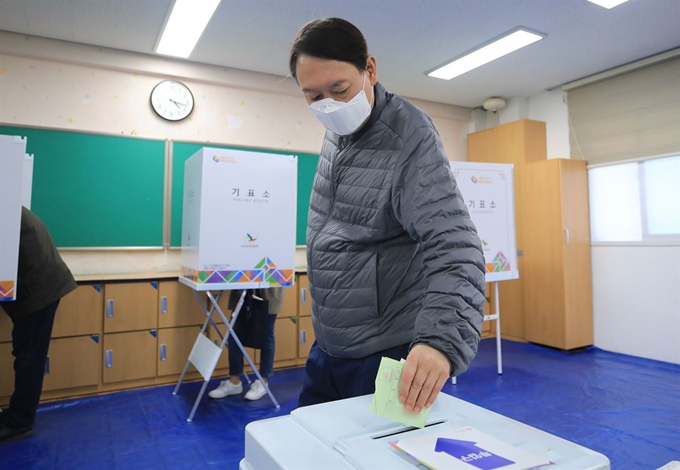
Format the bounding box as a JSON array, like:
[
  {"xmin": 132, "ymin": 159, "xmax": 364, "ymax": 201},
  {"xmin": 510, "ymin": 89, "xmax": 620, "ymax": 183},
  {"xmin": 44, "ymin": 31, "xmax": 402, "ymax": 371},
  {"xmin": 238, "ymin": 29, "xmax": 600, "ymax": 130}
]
[{"xmin": 588, "ymin": 152, "xmax": 680, "ymax": 247}]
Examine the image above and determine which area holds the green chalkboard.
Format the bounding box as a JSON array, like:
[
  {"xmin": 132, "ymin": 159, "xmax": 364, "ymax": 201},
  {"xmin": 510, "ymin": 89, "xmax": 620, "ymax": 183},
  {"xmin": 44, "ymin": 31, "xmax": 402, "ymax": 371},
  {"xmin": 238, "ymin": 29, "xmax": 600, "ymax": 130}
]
[
  {"xmin": 0, "ymin": 126, "xmax": 165, "ymax": 247},
  {"xmin": 171, "ymin": 142, "xmax": 318, "ymax": 247}
]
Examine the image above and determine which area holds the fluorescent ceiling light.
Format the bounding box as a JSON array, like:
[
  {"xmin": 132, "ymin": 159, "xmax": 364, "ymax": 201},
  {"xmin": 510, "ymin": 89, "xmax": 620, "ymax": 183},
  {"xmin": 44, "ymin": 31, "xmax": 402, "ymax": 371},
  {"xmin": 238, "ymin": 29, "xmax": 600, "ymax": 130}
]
[
  {"xmin": 156, "ymin": 0, "xmax": 221, "ymax": 58},
  {"xmin": 428, "ymin": 29, "xmax": 544, "ymax": 80},
  {"xmin": 587, "ymin": 0, "xmax": 629, "ymax": 8}
]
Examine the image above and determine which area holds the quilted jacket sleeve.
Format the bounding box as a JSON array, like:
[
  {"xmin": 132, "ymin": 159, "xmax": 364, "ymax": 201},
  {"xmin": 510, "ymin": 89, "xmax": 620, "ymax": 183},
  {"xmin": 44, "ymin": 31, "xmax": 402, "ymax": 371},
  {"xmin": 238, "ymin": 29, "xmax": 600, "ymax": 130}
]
[{"xmin": 392, "ymin": 124, "xmax": 486, "ymax": 376}]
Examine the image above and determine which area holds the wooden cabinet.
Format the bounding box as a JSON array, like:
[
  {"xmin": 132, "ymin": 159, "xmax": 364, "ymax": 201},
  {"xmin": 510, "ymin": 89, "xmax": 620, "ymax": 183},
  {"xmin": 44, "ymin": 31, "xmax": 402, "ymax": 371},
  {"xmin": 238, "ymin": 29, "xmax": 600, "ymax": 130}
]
[
  {"xmin": 2, "ymin": 273, "xmax": 313, "ymax": 406},
  {"xmin": 52, "ymin": 284, "xmax": 103, "ymax": 338},
  {"xmin": 157, "ymin": 326, "xmax": 203, "ymax": 376},
  {"xmin": 468, "ymin": 120, "xmax": 593, "ymax": 349},
  {"xmin": 481, "ymin": 286, "xmax": 492, "ymax": 338},
  {"xmin": 298, "ymin": 274, "xmax": 311, "ymax": 317},
  {"xmin": 523, "ymin": 159, "xmax": 593, "ymax": 349},
  {"xmin": 0, "ymin": 311, "xmax": 12, "ymax": 343},
  {"xmin": 43, "ymin": 335, "xmax": 101, "ymax": 391},
  {"xmin": 104, "ymin": 282, "xmax": 158, "ymax": 333},
  {"xmin": 468, "ymin": 119, "xmax": 547, "ymax": 342},
  {"xmin": 298, "ymin": 316, "xmax": 315, "ymax": 359},
  {"xmin": 0, "ymin": 342, "xmax": 14, "ymax": 397},
  {"xmin": 279, "ymin": 286, "xmax": 297, "ymax": 318},
  {"xmin": 158, "ymin": 281, "xmax": 206, "ymax": 328},
  {"xmin": 103, "ymin": 330, "xmax": 157, "ymax": 383},
  {"xmin": 274, "ymin": 316, "xmax": 297, "ymax": 363}
]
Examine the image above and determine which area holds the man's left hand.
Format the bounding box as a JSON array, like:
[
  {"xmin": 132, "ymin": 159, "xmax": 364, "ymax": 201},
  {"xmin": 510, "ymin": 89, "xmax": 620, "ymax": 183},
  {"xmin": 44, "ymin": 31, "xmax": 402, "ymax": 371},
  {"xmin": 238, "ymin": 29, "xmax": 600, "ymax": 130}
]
[{"xmin": 399, "ymin": 344, "xmax": 450, "ymax": 413}]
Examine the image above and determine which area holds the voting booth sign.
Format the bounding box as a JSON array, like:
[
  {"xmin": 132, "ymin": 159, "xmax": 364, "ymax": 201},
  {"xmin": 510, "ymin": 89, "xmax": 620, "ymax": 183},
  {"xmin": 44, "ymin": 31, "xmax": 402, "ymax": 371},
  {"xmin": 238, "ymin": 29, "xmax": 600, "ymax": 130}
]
[
  {"xmin": 180, "ymin": 147, "xmax": 298, "ymax": 291},
  {"xmin": 0, "ymin": 135, "xmax": 27, "ymax": 301},
  {"xmin": 450, "ymin": 161, "xmax": 518, "ymax": 283}
]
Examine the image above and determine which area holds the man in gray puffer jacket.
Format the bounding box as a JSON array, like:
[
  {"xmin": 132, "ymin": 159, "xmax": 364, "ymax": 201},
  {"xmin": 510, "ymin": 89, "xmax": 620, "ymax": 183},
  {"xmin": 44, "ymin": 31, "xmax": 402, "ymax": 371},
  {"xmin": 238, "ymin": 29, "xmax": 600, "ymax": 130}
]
[{"xmin": 291, "ymin": 18, "xmax": 486, "ymax": 414}]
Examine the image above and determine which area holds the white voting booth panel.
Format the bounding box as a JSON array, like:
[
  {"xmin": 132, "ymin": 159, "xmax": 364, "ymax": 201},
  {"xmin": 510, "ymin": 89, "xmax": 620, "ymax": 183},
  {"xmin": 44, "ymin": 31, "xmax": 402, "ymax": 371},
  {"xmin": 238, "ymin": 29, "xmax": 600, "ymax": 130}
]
[
  {"xmin": 22, "ymin": 153, "xmax": 34, "ymax": 209},
  {"xmin": 240, "ymin": 393, "xmax": 610, "ymax": 470},
  {"xmin": 180, "ymin": 147, "xmax": 297, "ymax": 291},
  {"xmin": 0, "ymin": 135, "xmax": 27, "ymax": 302},
  {"xmin": 175, "ymin": 147, "xmax": 297, "ymax": 421}
]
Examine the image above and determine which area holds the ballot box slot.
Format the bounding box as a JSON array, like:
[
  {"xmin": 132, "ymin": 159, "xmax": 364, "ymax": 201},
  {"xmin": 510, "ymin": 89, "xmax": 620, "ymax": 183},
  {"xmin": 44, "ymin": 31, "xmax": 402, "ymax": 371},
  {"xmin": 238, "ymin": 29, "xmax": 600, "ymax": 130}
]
[{"xmin": 370, "ymin": 420, "xmax": 448, "ymax": 440}]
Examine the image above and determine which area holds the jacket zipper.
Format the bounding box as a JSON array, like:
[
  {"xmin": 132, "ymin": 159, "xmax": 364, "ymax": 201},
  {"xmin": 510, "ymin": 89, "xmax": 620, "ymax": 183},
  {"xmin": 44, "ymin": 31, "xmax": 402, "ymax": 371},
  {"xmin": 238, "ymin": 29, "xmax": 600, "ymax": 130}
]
[{"xmin": 307, "ymin": 137, "xmax": 346, "ymax": 348}]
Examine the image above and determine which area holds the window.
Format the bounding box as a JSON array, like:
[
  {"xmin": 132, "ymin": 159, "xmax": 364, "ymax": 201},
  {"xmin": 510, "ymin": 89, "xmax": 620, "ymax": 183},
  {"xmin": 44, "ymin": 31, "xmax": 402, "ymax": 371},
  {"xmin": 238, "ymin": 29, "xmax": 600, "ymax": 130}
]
[{"xmin": 588, "ymin": 155, "xmax": 680, "ymax": 243}]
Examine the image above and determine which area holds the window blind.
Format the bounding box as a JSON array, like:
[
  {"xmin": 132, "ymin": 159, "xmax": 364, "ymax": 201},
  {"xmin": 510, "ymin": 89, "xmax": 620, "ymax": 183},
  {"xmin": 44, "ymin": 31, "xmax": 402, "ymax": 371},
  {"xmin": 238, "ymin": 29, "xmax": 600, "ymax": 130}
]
[{"xmin": 567, "ymin": 56, "xmax": 680, "ymax": 165}]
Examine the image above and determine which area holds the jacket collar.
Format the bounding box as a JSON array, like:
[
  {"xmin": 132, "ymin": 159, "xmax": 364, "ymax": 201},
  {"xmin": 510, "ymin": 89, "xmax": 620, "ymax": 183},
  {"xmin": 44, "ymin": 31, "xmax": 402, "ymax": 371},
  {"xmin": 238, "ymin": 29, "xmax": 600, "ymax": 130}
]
[{"xmin": 326, "ymin": 81, "xmax": 391, "ymax": 147}]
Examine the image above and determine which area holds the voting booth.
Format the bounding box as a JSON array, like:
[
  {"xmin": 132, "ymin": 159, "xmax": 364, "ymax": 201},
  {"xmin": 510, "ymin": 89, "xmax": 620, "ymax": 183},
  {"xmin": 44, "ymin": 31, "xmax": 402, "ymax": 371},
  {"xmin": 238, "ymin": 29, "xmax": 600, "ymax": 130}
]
[
  {"xmin": 240, "ymin": 393, "xmax": 610, "ymax": 470},
  {"xmin": 0, "ymin": 135, "xmax": 28, "ymax": 302},
  {"xmin": 174, "ymin": 147, "xmax": 297, "ymax": 421},
  {"xmin": 450, "ymin": 162, "xmax": 517, "ymax": 381},
  {"xmin": 179, "ymin": 147, "xmax": 297, "ymax": 291}
]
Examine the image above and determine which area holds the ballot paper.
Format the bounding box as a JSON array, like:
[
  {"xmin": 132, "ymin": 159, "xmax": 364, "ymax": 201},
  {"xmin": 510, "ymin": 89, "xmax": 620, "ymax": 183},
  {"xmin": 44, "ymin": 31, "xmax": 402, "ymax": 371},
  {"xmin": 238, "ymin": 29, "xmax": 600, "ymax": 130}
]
[
  {"xmin": 390, "ymin": 426, "xmax": 553, "ymax": 470},
  {"xmin": 369, "ymin": 357, "xmax": 431, "ymax": 428}
]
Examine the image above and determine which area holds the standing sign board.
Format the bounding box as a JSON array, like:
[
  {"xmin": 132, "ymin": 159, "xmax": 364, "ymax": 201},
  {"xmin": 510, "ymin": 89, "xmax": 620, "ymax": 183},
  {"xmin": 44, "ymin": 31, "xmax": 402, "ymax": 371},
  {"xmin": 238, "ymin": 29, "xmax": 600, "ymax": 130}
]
[
  {"xmin": 448, "ymin": 161, "xmax": 518, "ymax": 381},
  {"xmin": 450, "ymin": 161, "xmax": 518, "ymax": 283}
]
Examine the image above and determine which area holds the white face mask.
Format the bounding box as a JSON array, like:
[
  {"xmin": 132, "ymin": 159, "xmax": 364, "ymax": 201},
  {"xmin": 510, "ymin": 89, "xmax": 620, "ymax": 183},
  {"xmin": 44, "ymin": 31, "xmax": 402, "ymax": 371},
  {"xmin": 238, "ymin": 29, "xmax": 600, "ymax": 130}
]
[{"xmin": 308, "ymin": 73, "xmax": 373, "ymax": 136}]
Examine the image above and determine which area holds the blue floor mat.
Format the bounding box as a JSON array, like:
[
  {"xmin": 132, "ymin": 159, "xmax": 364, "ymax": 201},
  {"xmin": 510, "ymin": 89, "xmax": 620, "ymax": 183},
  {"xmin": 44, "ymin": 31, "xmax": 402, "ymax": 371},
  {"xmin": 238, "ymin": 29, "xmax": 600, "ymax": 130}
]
[{"xmin": 1, "ymin": 339, "xmax": 678, "ymax": 470}]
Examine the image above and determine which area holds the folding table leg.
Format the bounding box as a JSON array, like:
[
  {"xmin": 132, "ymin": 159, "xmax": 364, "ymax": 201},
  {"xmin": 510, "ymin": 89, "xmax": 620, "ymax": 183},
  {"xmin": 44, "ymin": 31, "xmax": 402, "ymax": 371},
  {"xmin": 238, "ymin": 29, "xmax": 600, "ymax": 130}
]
[
  {"xmin": 494, "ymin": 282, "xmax": 503, "ymax": 375},
  {"xmin": 209, "ymin": 290, "xmax": 280, "ymax": 410},
  {"xmin": 187, "ymin": 380, "xmax": 211, "ymax": 422},
  {"xmin": 173, "ymin": 289, "xmax": 226, "ymax": 396}
]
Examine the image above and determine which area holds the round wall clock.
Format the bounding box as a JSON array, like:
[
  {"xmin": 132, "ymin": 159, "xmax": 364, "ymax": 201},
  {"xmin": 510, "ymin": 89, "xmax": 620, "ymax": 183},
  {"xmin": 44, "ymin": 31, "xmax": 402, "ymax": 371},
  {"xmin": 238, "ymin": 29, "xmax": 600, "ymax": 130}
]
[{"xmin": 150, "ymin": 80, "xmax": 194, "ymax": 121}]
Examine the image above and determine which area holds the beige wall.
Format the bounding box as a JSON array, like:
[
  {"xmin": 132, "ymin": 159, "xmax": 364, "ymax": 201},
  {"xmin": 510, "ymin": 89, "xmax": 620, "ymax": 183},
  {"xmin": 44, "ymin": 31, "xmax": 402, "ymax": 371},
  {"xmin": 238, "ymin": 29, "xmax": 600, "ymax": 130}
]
[{"xmin": 0, "ymin": 32, "xmax": 471, "ymax": 275}]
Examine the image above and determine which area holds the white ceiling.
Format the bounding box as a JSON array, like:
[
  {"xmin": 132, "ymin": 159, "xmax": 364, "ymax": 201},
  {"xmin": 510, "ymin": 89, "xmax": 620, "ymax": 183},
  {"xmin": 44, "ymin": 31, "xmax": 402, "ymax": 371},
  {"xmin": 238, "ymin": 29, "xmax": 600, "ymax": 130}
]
[{"xmin": 0, "ymin": 0, "xmax": 678, "ymax": 108}]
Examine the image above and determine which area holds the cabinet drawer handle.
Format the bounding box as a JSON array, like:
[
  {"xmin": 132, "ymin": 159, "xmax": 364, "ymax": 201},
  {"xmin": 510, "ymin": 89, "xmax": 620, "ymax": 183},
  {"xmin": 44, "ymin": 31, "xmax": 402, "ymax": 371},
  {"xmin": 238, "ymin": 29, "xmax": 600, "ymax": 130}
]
[
  {"xmin": 565, "ymin": 228, "xmax": 570, "ymax": 245},
  {"xmin": 106, "ymin": 299, "xmax": 114, "ymax": 318},
  {"xmin": 160, "ymin": 344, "xmax": 167, "ymax": 362},
  {"xmin": 45, "ymin": 356, "xmax": 50, "ymax": 375},
  {"xmin": 301, "ymin": 288, "xmax": 307, "ymax": 303},
  {"xmin": 105, "ymin": 350, "xmax": 113, "ymax": 368},
  {"xmin": 160, "ymin": 296, "xmax": 168, "ymax": 314},
  {"xmin": 300, "ymin": 330, "xmax": 306, "ymax": 345}
]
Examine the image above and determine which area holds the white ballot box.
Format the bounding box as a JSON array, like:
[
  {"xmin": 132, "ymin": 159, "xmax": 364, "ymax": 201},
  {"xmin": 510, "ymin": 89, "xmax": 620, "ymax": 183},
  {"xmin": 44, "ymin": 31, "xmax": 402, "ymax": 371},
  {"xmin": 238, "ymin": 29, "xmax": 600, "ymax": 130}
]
[
  {"xmin": 180, "ymin": 147, "xmax": 297, "ymax": 291},
  {"xmin": 240, "ymin": 393, "xmax": 610, "ymax": 470},
  {"xmin": 0, "ymin": 135, "xmax": 27, "ymax": 302}
]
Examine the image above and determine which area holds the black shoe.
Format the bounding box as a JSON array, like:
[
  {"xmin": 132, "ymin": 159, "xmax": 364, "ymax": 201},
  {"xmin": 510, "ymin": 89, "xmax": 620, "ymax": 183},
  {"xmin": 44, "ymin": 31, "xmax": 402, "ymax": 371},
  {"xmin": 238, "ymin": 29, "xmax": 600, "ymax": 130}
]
[{"xmin": 0, "ymin": 423, "xmax": 33, "ymax": 443}]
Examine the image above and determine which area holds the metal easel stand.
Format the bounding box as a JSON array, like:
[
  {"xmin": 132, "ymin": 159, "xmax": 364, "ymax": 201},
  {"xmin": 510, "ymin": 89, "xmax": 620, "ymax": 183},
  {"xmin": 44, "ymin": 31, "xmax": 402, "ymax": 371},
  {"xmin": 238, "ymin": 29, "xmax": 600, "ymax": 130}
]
[
  {"xmin": 173, "ymin": 289, "xmax": 280, "ymax": 422},
  {"xmin": 452, "ymin": 281, "xmax": 503, "ymax": 385}
]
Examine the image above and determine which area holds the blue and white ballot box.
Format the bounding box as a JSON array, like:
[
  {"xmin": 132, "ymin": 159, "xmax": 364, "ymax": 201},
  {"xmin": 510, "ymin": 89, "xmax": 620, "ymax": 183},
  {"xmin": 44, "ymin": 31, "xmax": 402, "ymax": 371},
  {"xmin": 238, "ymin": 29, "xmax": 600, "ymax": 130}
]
[
  {"xmin": 180, "ymin": 147, "xmax": 297, "ymax": 291},
  {"xmin": 0, "ymin": 135, "xmax": 27, "ymax": 302},
  {"xmin": 240, "ymin": 393, "xmax": 610, "ymax": 470}
]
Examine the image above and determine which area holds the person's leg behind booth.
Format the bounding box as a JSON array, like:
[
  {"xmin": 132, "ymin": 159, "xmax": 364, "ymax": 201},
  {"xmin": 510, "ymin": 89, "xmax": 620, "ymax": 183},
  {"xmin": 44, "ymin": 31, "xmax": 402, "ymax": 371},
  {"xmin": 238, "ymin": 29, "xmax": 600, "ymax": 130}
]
[
  {"xmin": 244, "ymin": 313, "xmax": 277, "ymax": 401},
  {"xmin": 208, "ymin": 330, "xmax": 246, "ymax": 398},
  {"xmin": 208, "ymin": 307, "xmax": 277, "ymax": 401},
  {"xmin": 0, "ymin": 300, "xmax": 59, "ymax": 442}
]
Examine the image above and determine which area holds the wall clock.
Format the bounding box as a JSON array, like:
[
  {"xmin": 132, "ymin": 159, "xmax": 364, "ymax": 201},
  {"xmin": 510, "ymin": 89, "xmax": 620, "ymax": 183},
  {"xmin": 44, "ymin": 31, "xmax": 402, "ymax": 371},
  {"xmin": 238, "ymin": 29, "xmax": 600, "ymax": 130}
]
[{"xmin": 150, "ymin": 80, "xmax": 194, "ymax": 121}]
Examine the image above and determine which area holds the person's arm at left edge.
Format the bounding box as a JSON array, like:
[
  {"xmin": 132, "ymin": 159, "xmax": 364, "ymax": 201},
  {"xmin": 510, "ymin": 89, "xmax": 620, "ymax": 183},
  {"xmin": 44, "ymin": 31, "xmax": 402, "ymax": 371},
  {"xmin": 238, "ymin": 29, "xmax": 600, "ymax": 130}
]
[{"xmin": 392, "ymin": 124, "xmax": 486, "ymax": 413}]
